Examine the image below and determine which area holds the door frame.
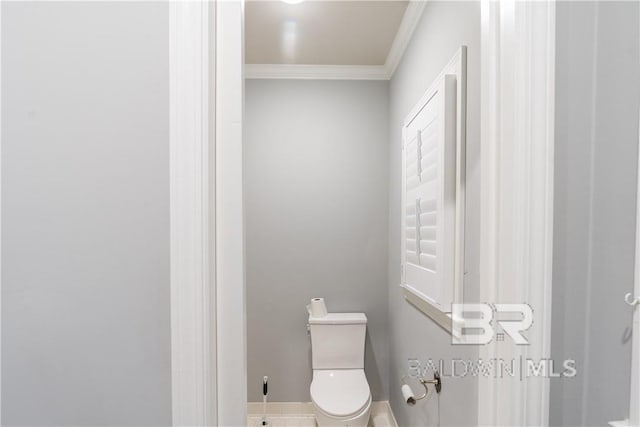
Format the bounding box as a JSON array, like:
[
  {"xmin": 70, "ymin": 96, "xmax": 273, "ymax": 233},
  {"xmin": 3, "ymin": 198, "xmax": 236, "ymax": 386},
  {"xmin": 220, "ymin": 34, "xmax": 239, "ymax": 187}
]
[
  {"xmin": 610, "ymin": 82, "xmax": 640, "ymax": 427},
  {"xmin": 169, "ymin": 1, "xmax": 245, "ymax": 426},
  {"xmin": 625, "ymin": 4, "xmax": 640, "ymax": 419},
  {"xmin": 478, "ymin": 0, "xmax": 555, "ymax": 425},
  {"xmin": 169, "ymin": 1, "xmax": 216, "ymax": 425},
  {"xmin": 629, "ymin": 108, "xmax": 640, "ymax": 426},
  {"xmin": 0, "ymin": 2, "xmax": 3, "ymax": 423},
  {"xmin": 0, "ymin": 0, "xmax": 558, "ymax": 424}
]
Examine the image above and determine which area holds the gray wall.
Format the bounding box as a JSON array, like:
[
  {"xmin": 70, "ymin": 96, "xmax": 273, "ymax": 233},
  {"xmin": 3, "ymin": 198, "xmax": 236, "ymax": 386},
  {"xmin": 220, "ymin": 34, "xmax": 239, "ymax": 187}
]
[
  {"xmin": 245, "ymin": 80, "xmax": 390, "ymax": 402},
  {"xmin": 550, "ymin": 2, "xmax": 640, "ymax": 426},
  {"xmin": 2, "ymin": 2, "xmax": 171, "ymax": 425},
  {"xmin": 387, "ymin": 2, "xmax": 481, "ymax": 426}
]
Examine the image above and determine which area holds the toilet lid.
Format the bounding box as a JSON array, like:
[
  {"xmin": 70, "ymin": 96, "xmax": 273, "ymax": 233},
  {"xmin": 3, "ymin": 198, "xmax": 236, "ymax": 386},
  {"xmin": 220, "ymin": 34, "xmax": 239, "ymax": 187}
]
[{"xmin": 310, "ymin": 370, "xmax": 371, "ymax": 418}]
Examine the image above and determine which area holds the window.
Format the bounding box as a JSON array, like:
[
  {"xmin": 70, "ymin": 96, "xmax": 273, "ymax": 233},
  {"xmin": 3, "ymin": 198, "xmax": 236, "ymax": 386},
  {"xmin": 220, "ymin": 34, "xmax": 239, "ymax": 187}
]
[{"xmin": 401, "ymin": 47, "xmax": 467, "ymax": 334}]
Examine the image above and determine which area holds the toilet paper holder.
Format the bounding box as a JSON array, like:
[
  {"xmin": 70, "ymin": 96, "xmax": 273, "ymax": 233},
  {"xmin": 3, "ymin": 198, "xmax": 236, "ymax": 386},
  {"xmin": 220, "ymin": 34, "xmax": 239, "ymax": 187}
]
[{"xmin": 401, "ymin": 372, "xmax": 442, "ymax": 405}]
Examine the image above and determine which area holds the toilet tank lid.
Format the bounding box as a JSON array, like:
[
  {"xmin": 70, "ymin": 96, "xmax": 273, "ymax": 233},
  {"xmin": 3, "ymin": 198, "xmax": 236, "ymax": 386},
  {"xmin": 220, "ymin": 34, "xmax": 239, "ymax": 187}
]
[{"xmin": 308, "ymin": 313, "xmax": 367, "ymax": 325}]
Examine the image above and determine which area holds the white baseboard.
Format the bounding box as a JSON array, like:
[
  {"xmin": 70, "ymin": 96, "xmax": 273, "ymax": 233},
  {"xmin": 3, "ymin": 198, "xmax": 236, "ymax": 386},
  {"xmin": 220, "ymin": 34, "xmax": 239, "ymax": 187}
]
[
  {"xmin": 247, "ymin": 401, "xmax": 397, "ymax": 427},
  {"xmin": 370, "ymin": 401, "xmax": 398, "ymax": 427}
]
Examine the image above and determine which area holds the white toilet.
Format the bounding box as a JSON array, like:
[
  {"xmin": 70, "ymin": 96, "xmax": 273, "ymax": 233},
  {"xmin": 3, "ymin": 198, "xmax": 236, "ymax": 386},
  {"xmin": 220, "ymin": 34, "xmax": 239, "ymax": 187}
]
[{"xmin": 308, "ymin": 312, "xmax": 372, "ymax": 427}]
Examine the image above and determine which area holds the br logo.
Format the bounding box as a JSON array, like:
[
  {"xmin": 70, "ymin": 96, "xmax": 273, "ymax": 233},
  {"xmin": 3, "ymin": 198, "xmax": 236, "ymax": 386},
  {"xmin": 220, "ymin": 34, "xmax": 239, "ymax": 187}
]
[{"xmin": 451, "ymin": 304, "xmax": 533, "ymax": 345}]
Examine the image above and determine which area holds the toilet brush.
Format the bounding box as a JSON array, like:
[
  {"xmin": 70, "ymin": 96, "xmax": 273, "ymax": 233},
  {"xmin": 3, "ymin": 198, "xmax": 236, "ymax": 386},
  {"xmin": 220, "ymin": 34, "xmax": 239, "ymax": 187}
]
[{"xmin": 261, "ymin": 376, "xmax": 269, "ymax": 426}]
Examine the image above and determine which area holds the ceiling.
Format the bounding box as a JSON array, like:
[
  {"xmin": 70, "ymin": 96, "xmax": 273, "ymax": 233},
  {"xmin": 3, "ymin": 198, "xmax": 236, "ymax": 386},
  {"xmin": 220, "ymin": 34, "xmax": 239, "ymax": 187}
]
[{"xmin": 245, "ymin": 1, "xmax": 409, "ymax": 66}]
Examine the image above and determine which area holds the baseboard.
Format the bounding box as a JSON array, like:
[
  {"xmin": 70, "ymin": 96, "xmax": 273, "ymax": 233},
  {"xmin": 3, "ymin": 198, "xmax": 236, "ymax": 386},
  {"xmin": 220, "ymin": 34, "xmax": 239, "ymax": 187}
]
[
  {"xmin": 247, "ymin": 401, "xmax": 398, "ymax": 427},
  {"xmin": 370, "ymin": 401, "xmax": 399, "ymax": 427}
]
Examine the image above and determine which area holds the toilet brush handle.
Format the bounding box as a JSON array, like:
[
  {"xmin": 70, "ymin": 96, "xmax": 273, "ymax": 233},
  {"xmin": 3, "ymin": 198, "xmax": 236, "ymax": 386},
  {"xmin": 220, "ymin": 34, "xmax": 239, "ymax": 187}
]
[{"xmin": 263, "ymin": 376, "xmax": 268, "ymax": 396}]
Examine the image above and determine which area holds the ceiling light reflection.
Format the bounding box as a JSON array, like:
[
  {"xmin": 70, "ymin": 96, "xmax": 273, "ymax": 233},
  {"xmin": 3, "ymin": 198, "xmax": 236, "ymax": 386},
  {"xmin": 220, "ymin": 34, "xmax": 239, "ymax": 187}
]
[{"xmin": 282, "ymin": 19, "xmax": 298, "ymax": 63}]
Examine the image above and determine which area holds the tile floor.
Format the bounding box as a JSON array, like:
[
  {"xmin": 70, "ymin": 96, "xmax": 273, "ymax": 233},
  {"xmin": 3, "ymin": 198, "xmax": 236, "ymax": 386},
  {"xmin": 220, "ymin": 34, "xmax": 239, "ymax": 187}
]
[
  {"xmin": 247, "ymin": 402, "xmax": 316, "ymax": 427},
  {"xmin": 247, "ymin": 415, "xmax": 316, "ymax": 427},
  {"xmin": 247, "ymin": 402, "xmax": 396, "ymax": 427}
]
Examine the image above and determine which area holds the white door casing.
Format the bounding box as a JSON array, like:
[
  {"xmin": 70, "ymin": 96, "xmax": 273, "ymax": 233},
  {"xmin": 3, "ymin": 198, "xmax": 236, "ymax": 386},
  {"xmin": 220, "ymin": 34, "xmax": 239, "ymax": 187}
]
[
  {"xmin": 628, "ymin": 4, "xmax": 640, "ymax": 421},
  {"xmin": 613, "ymin": 108, "xmax": 640, "ymax": 427},
  {"xmin": 169, "ymin": 1, "xmax": 215, "ymax": 425},
  {"xmin": 630, "ymin": 108, "xmax": 640, "ymax": 427},
  {"xmin": 215, "ymin": 1, "xmax": 246, "ymax": 426},
  {"xmin": 478, "ymin": 1, "xmax": 555, "ymax": 425},
  {"xmin": 169, "ymin": 0, "xmax": 245, "ymax": 425}
]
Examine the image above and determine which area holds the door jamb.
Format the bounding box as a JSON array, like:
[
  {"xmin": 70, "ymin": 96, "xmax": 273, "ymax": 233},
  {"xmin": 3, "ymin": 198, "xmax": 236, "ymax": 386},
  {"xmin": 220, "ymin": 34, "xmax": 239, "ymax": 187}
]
[
  {"xmin": 478, "ymin": 1, "xmax": 555, "ymax": 425},
  {"xmin": 169, "ymin": 1, "xmax": 216, "ymax": 425}
]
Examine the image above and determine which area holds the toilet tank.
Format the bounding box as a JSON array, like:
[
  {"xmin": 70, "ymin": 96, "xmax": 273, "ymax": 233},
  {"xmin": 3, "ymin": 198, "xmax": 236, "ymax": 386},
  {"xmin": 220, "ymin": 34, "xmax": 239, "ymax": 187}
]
[{"xmin": 309, "ymin": 312, "xmax": 367, "ymax": 369}]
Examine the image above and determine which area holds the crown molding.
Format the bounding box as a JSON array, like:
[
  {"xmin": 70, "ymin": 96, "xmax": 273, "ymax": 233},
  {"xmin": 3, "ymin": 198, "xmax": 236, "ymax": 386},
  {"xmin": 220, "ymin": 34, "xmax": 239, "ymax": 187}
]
[
  {"xmin": 245, "ymin": 0, "xmax": 427, "ymax": 81},
  {"xmin": 384, "ymin": 0, "xmax": 428, "ymax": 77},
  {"xmin": 245, "ymin": 64, "xmax": 389, "ymax": 80}
]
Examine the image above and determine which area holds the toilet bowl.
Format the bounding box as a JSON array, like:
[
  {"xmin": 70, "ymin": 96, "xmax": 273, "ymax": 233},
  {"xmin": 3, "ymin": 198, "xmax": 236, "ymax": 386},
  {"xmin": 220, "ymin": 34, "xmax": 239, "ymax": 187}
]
[
  {"xmin": 308, "ymin": 312, "xmax": 371, "ymax": 427},
  {"xmin": 310, "ymin": 369, "xmax": 372, "ymax": 427}
]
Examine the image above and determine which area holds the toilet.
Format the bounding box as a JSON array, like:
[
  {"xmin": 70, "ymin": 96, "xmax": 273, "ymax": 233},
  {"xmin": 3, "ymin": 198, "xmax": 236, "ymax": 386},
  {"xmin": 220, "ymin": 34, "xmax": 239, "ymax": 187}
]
[{"xmin": 308, "ymin": 312, "xmax": 372, "ymax": 427}]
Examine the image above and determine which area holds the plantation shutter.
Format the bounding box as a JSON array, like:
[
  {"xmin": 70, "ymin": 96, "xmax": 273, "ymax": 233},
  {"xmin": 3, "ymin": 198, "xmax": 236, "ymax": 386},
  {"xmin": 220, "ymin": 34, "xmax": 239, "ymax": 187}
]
[{"xmin": 402, "ymin": 75, "xmax": 457, "ymax": 310}]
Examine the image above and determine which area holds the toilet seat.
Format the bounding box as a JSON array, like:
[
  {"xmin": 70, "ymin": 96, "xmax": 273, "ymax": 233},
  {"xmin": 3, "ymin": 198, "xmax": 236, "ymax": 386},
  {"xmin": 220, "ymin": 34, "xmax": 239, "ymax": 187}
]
[{"xmin": 310, "ymin": 369, "xmax": 371, "ymax": 418}]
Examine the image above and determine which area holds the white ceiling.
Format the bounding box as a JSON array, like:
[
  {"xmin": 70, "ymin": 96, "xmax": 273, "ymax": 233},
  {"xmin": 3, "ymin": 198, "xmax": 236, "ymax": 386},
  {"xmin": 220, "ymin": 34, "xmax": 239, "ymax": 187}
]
[{"xmin": 245, "ymin": 1, "xmax": 409, "ymax": 66}]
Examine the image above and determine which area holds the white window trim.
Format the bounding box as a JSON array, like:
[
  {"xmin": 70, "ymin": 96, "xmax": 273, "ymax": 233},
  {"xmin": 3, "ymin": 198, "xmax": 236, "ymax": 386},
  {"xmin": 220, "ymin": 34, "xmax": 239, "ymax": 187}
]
[
  {"xmin": 478, "ymin": 1, "xmax": 555, "ymax": 425},
  {"xmin": 400, "ymin": 47, "xmax": 467, "ymax": 335}
]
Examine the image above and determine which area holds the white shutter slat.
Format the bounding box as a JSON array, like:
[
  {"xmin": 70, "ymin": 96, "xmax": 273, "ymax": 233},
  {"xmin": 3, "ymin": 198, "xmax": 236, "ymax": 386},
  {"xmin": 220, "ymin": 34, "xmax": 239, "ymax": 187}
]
[
  {"xmin": 420, "ymin": 149, "xmax": 438, "ymax": 172},
  {"xmin": 420, "ymin": 198, "xmax": 437, "ymax": 213},
  {"xmin": 406, "ymin": 203, "xmax": 416, "ymax": 215},
  {"xmin": 420, "ymin": 212, "xmax": 437, "ymax": 226},
  {"xmin": 419, "ymin": 253, "xmax": 437, "ymax": 271},
  {"xmin": 420, "ymin": 164, "xmax": 438, "ymax": 184},
  {"xmin": 420, "ymin": 226, "xmax": 436, "ymax": 241},
  {"xmin": 406, "ymin": 162, "xmax": 418, "ymax": 178},
  {"xmin": 420, "ymin": 133, "xmax": 438, "ymax": 157},
  {"xmin": 406, "ymin": 176, "xmax": 419, "ymax": 191},
  {"xmin": 420, "ymin": 240, "xmax": 436, "ymax": 256},
  {"xmin": 406, "ymin": 227, "xmax": 416, "ymax": 239},
  {"xmin": 407, "ymin": 252, "xmax": 419, "ymax": 265}
]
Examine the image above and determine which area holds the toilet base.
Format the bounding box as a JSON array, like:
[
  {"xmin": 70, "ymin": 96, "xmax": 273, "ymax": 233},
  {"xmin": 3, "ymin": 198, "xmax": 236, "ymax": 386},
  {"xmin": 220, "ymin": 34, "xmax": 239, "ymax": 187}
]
[{"xmin": 313, "ymin": 397, "xmax": 371, "ymax": 427}]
